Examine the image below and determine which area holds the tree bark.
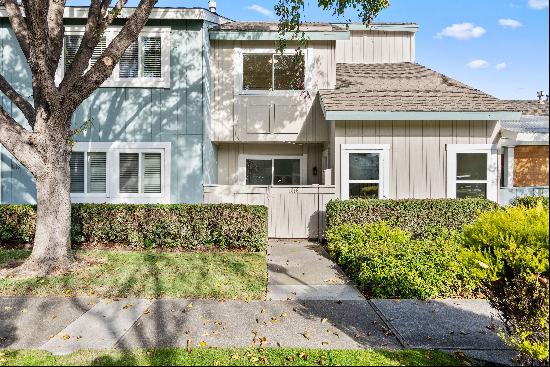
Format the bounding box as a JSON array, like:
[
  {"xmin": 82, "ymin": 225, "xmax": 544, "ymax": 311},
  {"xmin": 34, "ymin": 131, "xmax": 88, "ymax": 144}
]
[{"xmin": 19, "ymin": 118, "xmax": 73, "ymax": 276}]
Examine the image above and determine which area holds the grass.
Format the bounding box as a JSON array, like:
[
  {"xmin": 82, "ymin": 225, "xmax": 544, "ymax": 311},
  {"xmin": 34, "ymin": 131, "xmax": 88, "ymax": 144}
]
[
  {"xmin": 0, "ymin": 348, "xmax": 470, "ymax": 366},
  {"xmin": 0, "ymin": 249, "xmax": 266, "ymax": 299}
]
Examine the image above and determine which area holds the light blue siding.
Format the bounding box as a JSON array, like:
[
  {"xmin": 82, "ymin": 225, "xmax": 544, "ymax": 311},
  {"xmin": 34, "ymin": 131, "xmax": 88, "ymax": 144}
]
[{"xmin": 0, "ymin": 18, "xmax": 213, "ymax": 204}]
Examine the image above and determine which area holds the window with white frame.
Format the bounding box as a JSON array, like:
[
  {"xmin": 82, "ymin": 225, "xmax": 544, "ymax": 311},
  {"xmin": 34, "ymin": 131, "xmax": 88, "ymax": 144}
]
[
  {"xmin": 239, "ymin": 155, "xmax": 307, "ymax": 185},
  {"xmin": 446, "ymin": 144, "xmax": 498, "ymax": 201},
  {"xmin": 60, "ymin": 27, "xmax": 170, "ymax": 88},
  {"xmin": 70, "ymin": 142, "xmax": 171, "ymax": 203},
  {"xmin": 242, "ymin": 53, "xmax": 305, "ymax": 91},
  {"xmin": 341, "ymin": 145, "xmax": 391, "ymax": 199}
]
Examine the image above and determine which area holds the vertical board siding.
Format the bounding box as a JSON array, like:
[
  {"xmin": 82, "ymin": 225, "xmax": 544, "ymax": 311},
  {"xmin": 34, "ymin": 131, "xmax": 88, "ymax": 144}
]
[
  {"xmin": 216, "ymin": 143, "xmax": 324, "ymax": 185},
  {"xmin": 334, "ymin": 120, "xmax": 496, "ymax": 199},
  {"xmin": 335, "ymin": 31, "xmax": 416, "ymax": 64},
  {"xmin": 210, "ymin": 40, "xmax": 332, "ymax": 143},
  {"xmin": 204, "ymin": 185, "xmax": 337, "ymax": 238},
  {"xmin": 1, "ymin": 19, "xmax": 209, "ymax": 204}
]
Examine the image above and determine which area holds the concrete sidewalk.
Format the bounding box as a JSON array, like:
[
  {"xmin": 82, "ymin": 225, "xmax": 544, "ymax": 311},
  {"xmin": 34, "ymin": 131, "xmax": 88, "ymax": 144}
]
[{"xmin": 0, "ymin": 296, "xmax": 516, "ymax": 364}]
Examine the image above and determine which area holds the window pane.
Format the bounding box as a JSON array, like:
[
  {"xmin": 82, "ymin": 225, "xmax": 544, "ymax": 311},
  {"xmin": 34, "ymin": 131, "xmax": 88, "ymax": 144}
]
[
  {"xmin": 87, "ymin": 152, "xmax": 107, "ymax": 193},
  {"xmin": 142, "ymin": 37, "xmax": 162, "ymax": 78},
  {"xmin": 349, "ymin": 153, "xmax": 379, "ymax": 180},
  {"xmin": 119, "ymin": 153, "xmax": 139, "ymax": 193},
  {"xmin": 457, "ymin": 153, "xmax": 487, "ymax": 181},
  {"xmin": 349, "ymin": 183, "xmax": 379, "ymax": 198},
  {"xmin": 274, "ymin": 159, "xmax": 300, "ymax": 185},
  {"xmin": 64, "ymin": 35, "xmax": 82, "ymax": 69},
  {"xmin": 90, "ymin": 36, "xmax": 107, "ymax": 67},
  {"xmin": 246, "ymin": 159, "xmax": 272, "ymax": 185},
  {"xmin": 69, "ymin": 152, "xmax": 85, "ymax": 193},
  {"xmin": 119, "ymin": 41, "xmax": 138, "ymax": 78},
  {"xmin": 274, "ymin": 54, "xmax": 305, "ymax": 90},
  {"xmin": 143, "ymin": 153, "xmax": 162, "ymax": 193},
  {"xmin": 456, "ymin": 183, "xmax": 487, "ymax": 199},
  {"xmin": 243, "ymin": 54, "xmax": 272, "ymax": 90}
]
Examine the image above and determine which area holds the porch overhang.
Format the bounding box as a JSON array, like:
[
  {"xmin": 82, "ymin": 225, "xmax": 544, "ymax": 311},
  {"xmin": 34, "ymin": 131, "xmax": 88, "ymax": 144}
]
[
  {"xmin": 209, "ymin": 30, "xmax": 350, "ymax": 41},
  {"xmin": 323, "ymin": 110, "xmax": 522, "ymax": 121}
]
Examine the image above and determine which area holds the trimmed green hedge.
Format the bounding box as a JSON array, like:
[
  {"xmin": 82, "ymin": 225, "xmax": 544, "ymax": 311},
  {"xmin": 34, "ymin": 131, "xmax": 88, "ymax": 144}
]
[
  {"xmin": 326, "ymin": 198, "xmax": 499, "ymax": 239},
  {"xmin": 0, "ymin": 204, "xmax": 268, "ymax": 251},
  {"xmin": 326, "ymin": 222, "xmax": 478, "ymax": 299}
]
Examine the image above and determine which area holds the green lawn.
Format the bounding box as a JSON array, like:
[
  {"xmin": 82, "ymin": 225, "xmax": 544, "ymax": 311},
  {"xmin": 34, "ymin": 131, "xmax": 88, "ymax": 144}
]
[
  {"xmin": 0, "ymin": 249, "xmax": 266, "ymax": 299},
  {"xmin": 0, "ymin": 348, "xmax": 469, "ymax": 366}
]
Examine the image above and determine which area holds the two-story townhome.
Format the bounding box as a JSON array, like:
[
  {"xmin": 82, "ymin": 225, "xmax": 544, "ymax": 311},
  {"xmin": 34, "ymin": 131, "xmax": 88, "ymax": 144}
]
[
  {"xmin": 1, "ymin": 6, "xmax": 547, "ymax": 239},
  {"xmin": 1, "ymin": 6, "xmax": 229, "ymax": 204}
]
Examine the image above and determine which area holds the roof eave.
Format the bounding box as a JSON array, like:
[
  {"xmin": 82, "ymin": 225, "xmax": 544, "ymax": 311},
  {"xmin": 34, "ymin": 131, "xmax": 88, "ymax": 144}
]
[
  {"xmin": 324, "ymin": 110, "xmax": 522, "ymax": 121},
  {"xmin": 332, "ymin": 23, "xmax": 419, "ymax": 33},
  {"xmin": 209, "ymin": 30, "xmax": 350, "ymax": 41}
]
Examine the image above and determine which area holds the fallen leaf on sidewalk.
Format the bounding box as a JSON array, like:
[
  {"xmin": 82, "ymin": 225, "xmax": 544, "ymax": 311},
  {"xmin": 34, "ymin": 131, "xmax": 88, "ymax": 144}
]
[
  {"xmin": 302, "ymin": 330, "xmax": 310, "ymax": 340},
  {"xmin": 62, "ymin": 335, "xmax": 70, "ymax": 340}
]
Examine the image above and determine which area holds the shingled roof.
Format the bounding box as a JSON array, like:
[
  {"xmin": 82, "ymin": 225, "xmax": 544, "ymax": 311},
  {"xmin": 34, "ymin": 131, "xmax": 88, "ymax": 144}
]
[
  {"xmin": 319, "ymin": 63, "xmax": 523, "ymax": 114},
  {"xmin": 500, "ymin": 100, "xmax": 549, "ymax": 116}
]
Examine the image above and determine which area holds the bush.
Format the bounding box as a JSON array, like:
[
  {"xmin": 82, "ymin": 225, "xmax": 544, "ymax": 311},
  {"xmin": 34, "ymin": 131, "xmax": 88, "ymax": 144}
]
[
  {"xmin": 326, "ymin": 222, "xmax": 478, "ymax": 299},
  {"xmin": 510, "ymin": 195, "xmax": 549, "ymax": 209},
  {"xmin": 326, "ymin": 198, "xmax": 498, "ymax": 239},
  {"xmin": 0, "ymin": 203, "xmax": 268, "ymax": 252},
  {"xmin": 461, "ymin": 204, "xmax": 549, "ymax": 365}
]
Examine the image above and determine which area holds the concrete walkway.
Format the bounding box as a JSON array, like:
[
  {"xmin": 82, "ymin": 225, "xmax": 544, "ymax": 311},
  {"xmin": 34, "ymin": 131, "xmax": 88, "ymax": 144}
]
[
  {"xmin": 0, "ymin": 240, "xmax": 517, "ymax": 365},
  {"xmin": 267, "ymin": 239, "xmax": 364, "ymax": 301}
]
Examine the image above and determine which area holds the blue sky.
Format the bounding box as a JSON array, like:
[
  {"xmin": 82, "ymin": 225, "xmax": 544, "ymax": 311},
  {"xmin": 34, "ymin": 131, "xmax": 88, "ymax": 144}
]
[{"xmin": 70, "ymin": 0, "xmax": 549, "ymax": 100}]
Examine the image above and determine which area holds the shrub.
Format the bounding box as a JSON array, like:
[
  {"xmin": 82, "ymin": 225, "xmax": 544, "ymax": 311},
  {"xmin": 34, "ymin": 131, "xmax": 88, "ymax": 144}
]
[
  {"xmin": 510, "ymin": 195, "xmax": 549, "ymax": 209},
  {"xmin": 461, "ymin": 204, "xmax": 549, "ymax": 365},
  {"xmin": 326, "ymin": 198, "xmax": 498, "ymax": 239},
  {"xmin": 326, "ymin": 222, "xmax": 478, "ymax": 299},
  {"xmin": 0, "ymin": 203, "xmax": 268, "ymax": 252}
]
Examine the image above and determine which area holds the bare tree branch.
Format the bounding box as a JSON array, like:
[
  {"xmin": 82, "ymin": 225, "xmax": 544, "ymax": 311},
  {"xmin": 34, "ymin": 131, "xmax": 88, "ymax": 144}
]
[
  {"xmin": 3, "ymin": 0, "xmax": 30, "ymax": 58},
  {"xmin": 63, "ymin": 0, "xmax": 158, "ymax": 110},
  {"xmin": 0, "ymin": 108, "xmax": 44, "ymax": 176},
  {"xmin": 0, "ymin": 73, "xmax": 36, "ymax": 126},
  {"xmin": 60, "ymin": 0, "xmax": 126, "ymax": 94},
  {"xmin": 47, "ymin": 0, "xmax": 67, "ymax": 74}
]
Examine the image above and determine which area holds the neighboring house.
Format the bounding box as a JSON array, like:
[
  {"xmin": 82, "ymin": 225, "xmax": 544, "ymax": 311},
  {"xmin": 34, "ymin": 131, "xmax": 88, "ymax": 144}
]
[
  {"xmin": 0, "ymin": 6, "xmax": 229, "ymax": 204},
  {"xmin": 498, "ymin": 100, "xmax": 549, "ymax": 204},
  {"xmin": 0, "ymin": 6, "xmax": 545, "ymax": 238}
]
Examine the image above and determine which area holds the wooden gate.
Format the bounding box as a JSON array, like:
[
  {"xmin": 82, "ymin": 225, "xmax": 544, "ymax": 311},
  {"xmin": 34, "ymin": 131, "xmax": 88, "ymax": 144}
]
[{"xmin": 203, "ymin": 185, "xmax": 336, "ymax": 239}]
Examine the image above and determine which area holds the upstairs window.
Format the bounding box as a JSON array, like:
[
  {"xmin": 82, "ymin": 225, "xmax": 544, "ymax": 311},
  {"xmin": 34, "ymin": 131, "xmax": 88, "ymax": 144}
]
[
  {"xmin": 242, "ymin": 53, "xmax": 305, "ymax": 91},
  {"xmin": 60, "ymin": 27, "xmax": 170, "ymax": 88}
]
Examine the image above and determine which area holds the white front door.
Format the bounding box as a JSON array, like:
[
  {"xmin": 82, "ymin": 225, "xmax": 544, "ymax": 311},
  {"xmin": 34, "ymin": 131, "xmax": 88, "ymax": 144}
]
[{"xmin": 341, "ymin": 144, "xmax": 391, "ymax": 199}]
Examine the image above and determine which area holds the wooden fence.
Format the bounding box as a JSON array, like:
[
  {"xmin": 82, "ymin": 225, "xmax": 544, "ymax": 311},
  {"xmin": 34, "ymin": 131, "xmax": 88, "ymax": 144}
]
[{"xmin": 203, "ymin": 185, "xmax": 337, "ymax": 239}]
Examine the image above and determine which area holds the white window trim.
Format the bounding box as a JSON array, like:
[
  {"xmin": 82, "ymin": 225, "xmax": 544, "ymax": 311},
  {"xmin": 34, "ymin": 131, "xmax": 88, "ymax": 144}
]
[
  {"xmin": 237, "ymin": 154, "xmax": 308, "ymax": 185},
  {"xmin": 341, "ymin": 144, "xmax": 391, "ymax": 200},
  {"xmin": 71, "ymin": 142, "xmax": 171, "ymax": 204},
  {"xmin": 446, "ymin": 144, "xmax": 498, "ymax": 202},
  {"xmin": 56, "ymin": 26, "xmax": 171, "ymax": 89},
  {"xmin": 234, "ymin": 46, "xmax": 314, "ymax": 96}
]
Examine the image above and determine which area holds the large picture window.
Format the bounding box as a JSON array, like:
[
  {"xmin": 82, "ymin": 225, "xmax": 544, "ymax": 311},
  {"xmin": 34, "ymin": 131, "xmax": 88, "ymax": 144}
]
[
  {"xmin": 239, "ymin": 155, "xmax": 306, "ymax": 185},
  {"xmin": 242, "ymin": 53, "xmax": 305, "ymax": 91},
  {"xmin": 447, "ymin": 144, "xmax": 498, "ymax": 201}
]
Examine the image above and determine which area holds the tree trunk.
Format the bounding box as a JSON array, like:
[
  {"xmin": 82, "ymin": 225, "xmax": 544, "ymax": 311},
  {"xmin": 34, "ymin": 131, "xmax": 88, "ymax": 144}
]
[{"xmin": 22, "ymin": 135, "xmax": 73, "ymax": 275}]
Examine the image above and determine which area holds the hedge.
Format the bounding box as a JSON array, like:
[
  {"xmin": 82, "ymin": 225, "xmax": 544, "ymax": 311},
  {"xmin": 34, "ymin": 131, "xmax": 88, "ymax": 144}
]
[
  {"xmin": 510, "ymin": 195, "xmax": 549, "ymax": 209},
  {"xmin": 326, "ymin": 222, "xmax": 478, "ymax": 299},
  {"xmin": 326, "ymin": 198, "xmax": 499, "ymax": 239},
  {"xmin": 0, "ymin": 204, "xmax": 268, "ymax": 251}
]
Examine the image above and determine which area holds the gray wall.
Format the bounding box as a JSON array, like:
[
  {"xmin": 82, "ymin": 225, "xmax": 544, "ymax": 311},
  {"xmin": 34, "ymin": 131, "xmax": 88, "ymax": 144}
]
[{"xmin": 0, "ymin": 18, "xmax": 212, "ymax": 204}]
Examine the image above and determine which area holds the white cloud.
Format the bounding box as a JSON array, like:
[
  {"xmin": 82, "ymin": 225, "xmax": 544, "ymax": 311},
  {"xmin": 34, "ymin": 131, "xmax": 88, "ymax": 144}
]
[
  {"xmin": 496, "ymin": 62, "xmax": 508, "ymax": 70},
  {"xmin": 498, "ymin": 18, "xmax": 523, "ymax": 28},
  {"xmin": 528, "ymin": 0, "xmax": 549, "ymax": 9},
  {"xmin": 467, "ymin": 59, "xmax": 490, "ymax": 69},
  {"xmin": 246, "ymin": 4, "xmax": 274, "ymax": 18},
  {"xmin": 436, "ymin": 23, "xmax": 486, "ymax": 40}
]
